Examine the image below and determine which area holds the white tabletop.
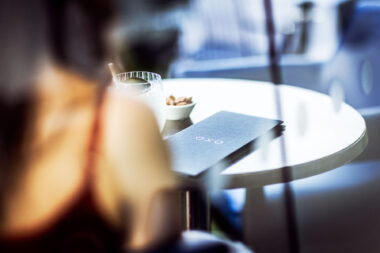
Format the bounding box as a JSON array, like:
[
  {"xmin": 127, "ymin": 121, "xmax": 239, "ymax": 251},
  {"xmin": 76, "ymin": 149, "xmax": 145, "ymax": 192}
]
[{"xmin": 163, "ymin": 78, "xmax": 367, "ymax": 189}]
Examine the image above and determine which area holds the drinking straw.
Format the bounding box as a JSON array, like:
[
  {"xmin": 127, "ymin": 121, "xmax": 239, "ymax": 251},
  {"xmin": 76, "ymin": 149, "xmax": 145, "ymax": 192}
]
[{"xmin": 108, "ymin": 62, "xmax": 117, "ymax": 78}]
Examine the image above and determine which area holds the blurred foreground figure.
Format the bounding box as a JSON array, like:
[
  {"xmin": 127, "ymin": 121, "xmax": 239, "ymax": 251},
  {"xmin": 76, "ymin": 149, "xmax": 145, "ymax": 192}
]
[{"xmin": 0, "ymin": 0, "xmax": 180, "ymax": 252}]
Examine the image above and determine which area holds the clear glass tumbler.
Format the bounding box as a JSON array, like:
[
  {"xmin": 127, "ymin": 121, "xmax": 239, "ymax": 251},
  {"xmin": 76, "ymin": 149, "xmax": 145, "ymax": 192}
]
[{"xmin": 113, "ymin": 71, "xmax": 165, "ymax": 130}]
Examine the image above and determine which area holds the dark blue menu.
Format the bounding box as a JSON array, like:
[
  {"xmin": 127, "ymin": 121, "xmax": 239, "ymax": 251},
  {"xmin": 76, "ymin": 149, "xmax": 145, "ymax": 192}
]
[{"xmin": 165, "ymin": 111, "xmax": 284, "ymax": 177}]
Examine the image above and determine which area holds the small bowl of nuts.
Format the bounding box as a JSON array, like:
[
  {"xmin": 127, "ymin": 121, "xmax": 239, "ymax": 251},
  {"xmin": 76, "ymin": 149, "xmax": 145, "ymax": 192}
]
[{"xmin": 165, "ymin": 95, "xmax": 196, "ymax": 120}]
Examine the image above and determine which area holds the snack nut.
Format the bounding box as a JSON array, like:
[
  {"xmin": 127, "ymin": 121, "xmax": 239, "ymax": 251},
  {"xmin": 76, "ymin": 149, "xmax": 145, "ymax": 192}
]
[{"xmin": 166, "ymin": 95, "xmax": 193, "ymax": 106}]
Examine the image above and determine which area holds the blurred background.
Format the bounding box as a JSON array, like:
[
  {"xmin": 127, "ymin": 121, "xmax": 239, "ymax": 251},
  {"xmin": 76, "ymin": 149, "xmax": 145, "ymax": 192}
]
[
  {"xmin": 119, "ymin": 0, "xmax": 380, "ymax": 252},
  {"xmin": 2, "ymin": 0, "xmax": 375, "ymax": 252}
]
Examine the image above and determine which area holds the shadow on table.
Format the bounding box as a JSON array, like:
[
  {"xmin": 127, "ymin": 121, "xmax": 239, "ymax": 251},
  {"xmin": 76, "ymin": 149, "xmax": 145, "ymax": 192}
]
[{"xmin": 162, "ymin": 117, "xmax": 193, "ymax": 138}]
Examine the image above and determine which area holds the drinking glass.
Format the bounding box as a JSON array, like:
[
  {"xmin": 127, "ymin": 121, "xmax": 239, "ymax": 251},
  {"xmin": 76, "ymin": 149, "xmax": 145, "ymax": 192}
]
[{"xmin": 113, "ymin": 71, "xmax": 166, "ymax": 130}]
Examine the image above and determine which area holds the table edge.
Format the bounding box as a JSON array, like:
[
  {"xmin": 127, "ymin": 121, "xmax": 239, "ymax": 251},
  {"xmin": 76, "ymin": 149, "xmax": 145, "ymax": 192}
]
[{"xmin": 176, "ymin": 129, "xmax": 368, "ymax": 190}]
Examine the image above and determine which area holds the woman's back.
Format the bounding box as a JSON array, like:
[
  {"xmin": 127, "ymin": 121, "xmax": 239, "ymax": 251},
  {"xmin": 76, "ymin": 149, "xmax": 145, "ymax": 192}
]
[
  {"xmin": 0, "ymin": 64, "xmax": 179, "ymax": 251},
  {"xmin": 0, "ymin": 65, "xmax": 125, "ymax": 252}
]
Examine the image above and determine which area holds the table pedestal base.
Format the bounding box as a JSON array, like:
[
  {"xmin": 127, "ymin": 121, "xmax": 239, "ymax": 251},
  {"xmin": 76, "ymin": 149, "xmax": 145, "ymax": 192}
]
[
  {"xmin": 182, "ymin": 189, "xmax": 210, "ymax": 231},
  {"xmin": 244, "ymin": 187, "xmax": 293, "ymax": 253}
]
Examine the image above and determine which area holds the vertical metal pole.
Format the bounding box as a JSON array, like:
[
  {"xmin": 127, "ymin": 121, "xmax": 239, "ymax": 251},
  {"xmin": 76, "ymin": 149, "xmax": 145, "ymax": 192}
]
[
  {"xmin": 262, "ymin": 0, "xmax": 300, "ymax": 252},
  {"xmin": 183, "ymin": 189, "xmax": 210, "ymax": 231},
  {"xmin": 185, "ymin": 191, "xmax": 191, "ymax": 230}
]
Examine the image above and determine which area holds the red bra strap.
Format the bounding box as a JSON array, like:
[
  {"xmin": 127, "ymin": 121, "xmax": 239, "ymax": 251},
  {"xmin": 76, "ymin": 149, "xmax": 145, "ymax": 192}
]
[{"xmin": 84, "ymin": 83, "xmax": 109, "ymax": 179}]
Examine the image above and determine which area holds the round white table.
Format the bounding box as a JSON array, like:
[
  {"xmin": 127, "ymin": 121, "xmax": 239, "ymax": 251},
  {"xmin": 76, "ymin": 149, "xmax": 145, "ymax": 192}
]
[
  {"xmin": 163, "ymin": 78, "xmax": 368, "ymax": 189},
  {"xmin": 162, "ymin": 78, "xmax": 368, "ymax": 242}
]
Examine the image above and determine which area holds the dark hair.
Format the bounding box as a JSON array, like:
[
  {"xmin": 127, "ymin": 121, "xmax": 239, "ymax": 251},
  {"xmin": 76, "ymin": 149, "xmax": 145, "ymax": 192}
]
[
  {"xmin": 0, "ymin": 94, "xmax": 34, "ymax": 220},
  {"xmin": 0, "ymin": 0, "xmax": 114, "ymax": 217},
  {"xmin": 46, "ymin": 0, "xmax": 114, "ymax": 79}
]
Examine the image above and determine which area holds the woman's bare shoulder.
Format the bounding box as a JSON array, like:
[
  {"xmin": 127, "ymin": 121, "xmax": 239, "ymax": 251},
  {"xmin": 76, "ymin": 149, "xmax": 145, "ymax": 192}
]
[
  {"xmin": 99, "ymin": 89, "xmax": 179, "ymax": 249},
  {"xmin": 101, "ymin": 89, "xmax": 175, "ymax": 187},
  {"xmin": 103, "ymin": 90, "xmax": 157, "ymax": 132}
]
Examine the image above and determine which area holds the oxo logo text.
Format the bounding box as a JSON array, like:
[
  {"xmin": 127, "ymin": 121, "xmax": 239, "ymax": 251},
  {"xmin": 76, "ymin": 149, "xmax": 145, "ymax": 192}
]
[{"xmin": 195, "ymin": 136, "xmax": 224, "ymax": 144}]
